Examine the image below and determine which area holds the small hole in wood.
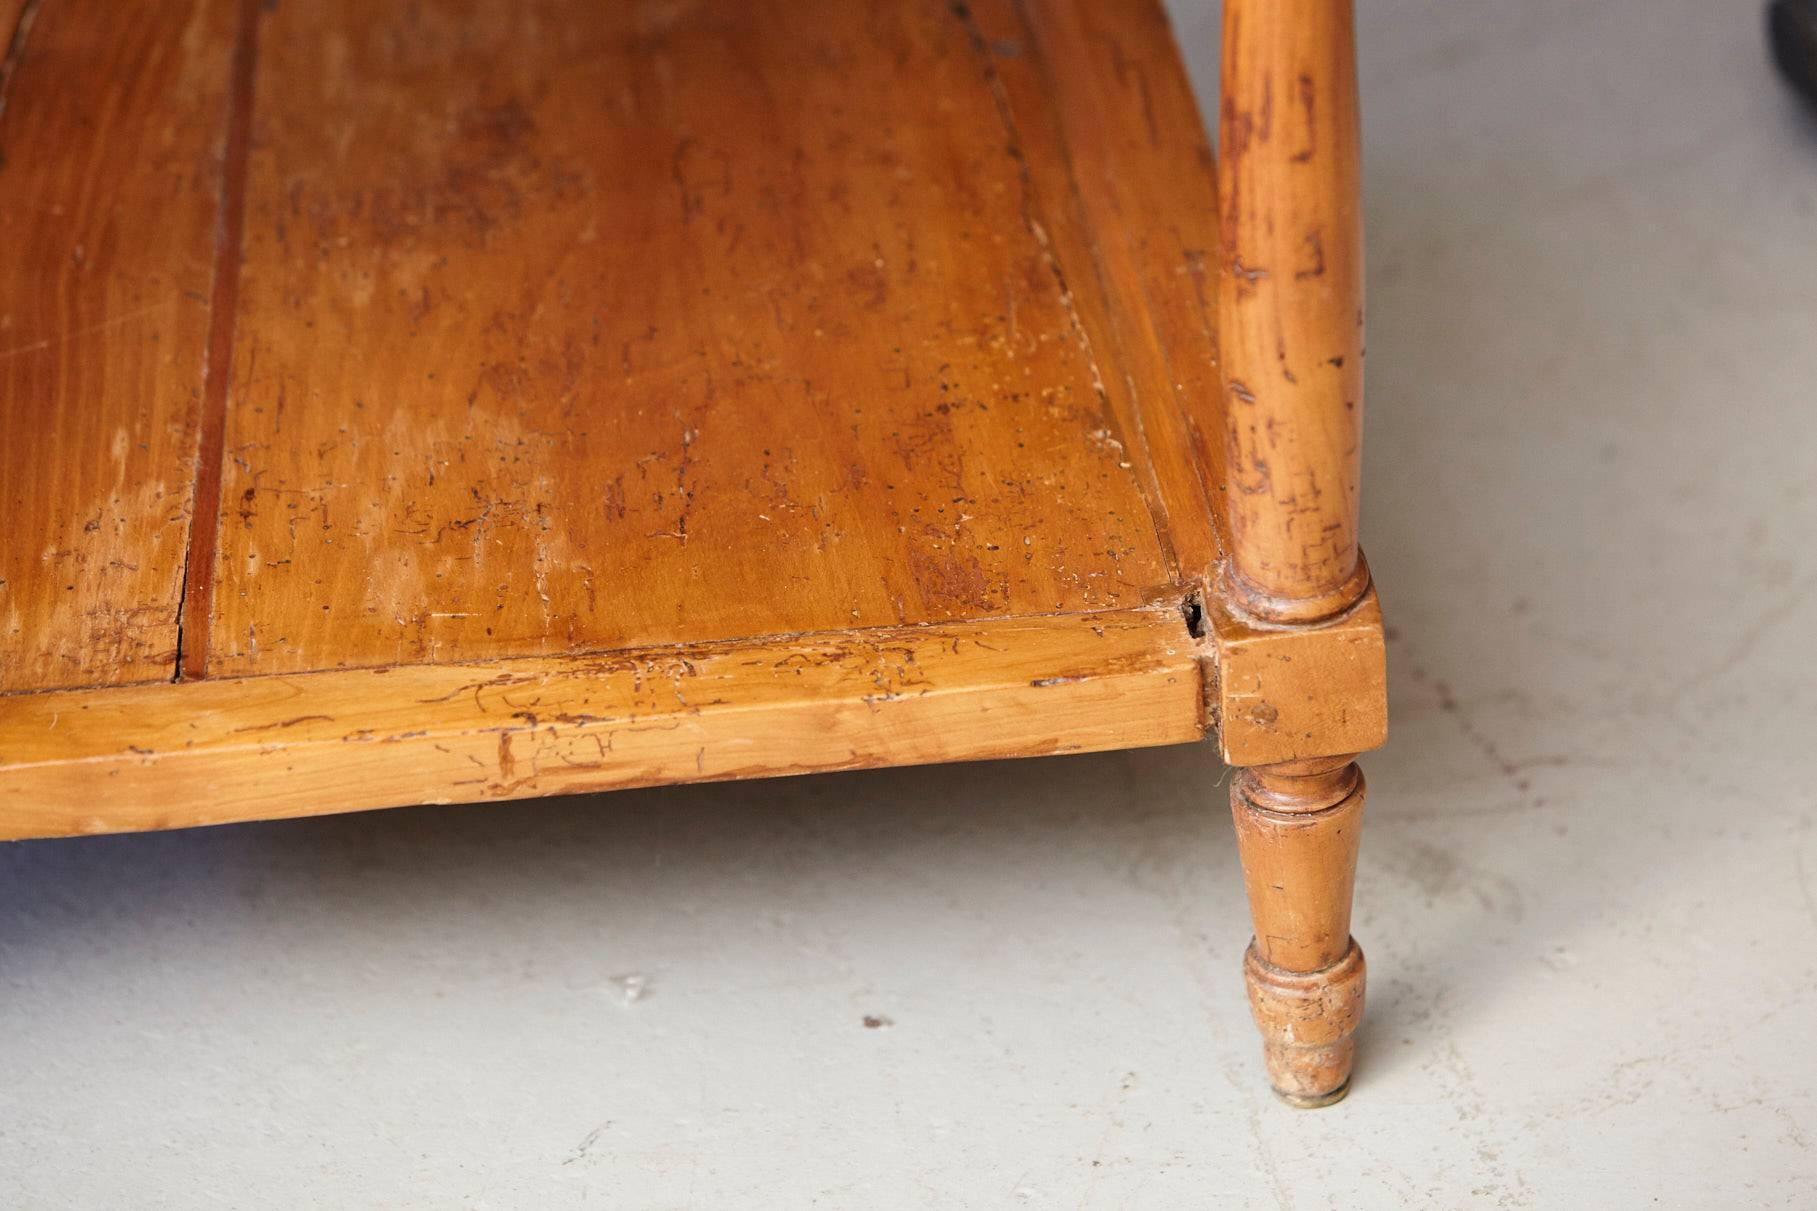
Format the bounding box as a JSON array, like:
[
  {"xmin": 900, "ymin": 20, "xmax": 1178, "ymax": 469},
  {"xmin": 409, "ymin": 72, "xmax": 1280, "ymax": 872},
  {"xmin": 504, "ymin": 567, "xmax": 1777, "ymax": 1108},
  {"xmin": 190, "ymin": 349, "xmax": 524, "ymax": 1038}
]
[{"xmin": 1181, "ymin": 592, "xmax": 1207, "ymax": 639}]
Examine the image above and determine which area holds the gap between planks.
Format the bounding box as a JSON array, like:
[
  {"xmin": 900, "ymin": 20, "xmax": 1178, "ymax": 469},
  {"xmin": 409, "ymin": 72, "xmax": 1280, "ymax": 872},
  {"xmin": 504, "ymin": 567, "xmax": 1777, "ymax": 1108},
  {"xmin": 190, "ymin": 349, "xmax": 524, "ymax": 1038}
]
[{"xmin": 175, "ymin": 0, "xmax": 261, "ymax": 681}]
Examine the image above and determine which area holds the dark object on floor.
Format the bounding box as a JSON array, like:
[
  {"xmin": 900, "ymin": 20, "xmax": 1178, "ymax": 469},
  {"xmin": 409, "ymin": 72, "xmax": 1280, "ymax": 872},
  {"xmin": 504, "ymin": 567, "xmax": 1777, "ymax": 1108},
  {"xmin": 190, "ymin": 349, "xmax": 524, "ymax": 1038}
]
[{"xmin": 1771, "ymin": 0, "xmax": 1817, "ymax": 103}]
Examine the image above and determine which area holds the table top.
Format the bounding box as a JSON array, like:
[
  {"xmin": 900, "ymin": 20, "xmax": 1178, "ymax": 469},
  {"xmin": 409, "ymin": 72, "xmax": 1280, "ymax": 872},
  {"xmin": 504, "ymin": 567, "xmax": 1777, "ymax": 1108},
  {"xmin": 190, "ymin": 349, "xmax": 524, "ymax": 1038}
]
[{"xmin": 0, "ymin": 0, "xmax": 1230, "ymax": 835}]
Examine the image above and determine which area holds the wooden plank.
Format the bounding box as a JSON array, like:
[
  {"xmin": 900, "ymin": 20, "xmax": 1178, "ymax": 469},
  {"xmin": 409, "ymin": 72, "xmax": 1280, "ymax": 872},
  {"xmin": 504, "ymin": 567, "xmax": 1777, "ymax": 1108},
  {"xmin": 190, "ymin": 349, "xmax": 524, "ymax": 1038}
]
[
  {"xmin": 977, "ymin": 0, "xmax": 1230, "ymax": 585},
  {"xmin": 204, "ymin": 0, "xmax": 1184, "ymax": 678},
  {"xmin": 0, "ymin": 0, "xmax": 238, "ymax": 692},
  {"xmin": 0, "ymin": 606, "xmax": 1205, "ymax": 839}
]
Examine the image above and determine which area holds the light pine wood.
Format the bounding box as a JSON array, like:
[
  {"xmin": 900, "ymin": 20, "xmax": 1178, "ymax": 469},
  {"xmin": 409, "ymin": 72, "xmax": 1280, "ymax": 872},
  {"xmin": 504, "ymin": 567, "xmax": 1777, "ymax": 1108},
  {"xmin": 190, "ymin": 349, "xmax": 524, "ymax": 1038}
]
[
  {"xmin": 1218, "ymin": 0, "xmax": 1378, "ymax": 1107},
  {"xmin": 1217, "ymin": 0, "xmax": 1368, "ymax": 623},
  {"xmin": 1231, "ymin": 755, "xmax": 1366, "ymax": 1106},
  {"xmin": 1206, "ymin": 580, "xmax": 1386, "ymax": 768},
  {"xmin": 0, "ymin": 606, "xmax": 1202, "ymax": 840},
  {"xmin": 1, "ymin": 0, "xmax": 1275, "ymax": 825},
  {"xmin": 0, "ymin": 0, "xmax": 1394, "ymax": 1104},
  {"xmin": 0, "ymin": 0, "xmax": 237, "ymax": 691},
  {"xmin": 201, "ymin": 0, "xmax": 1180, "ymax": 678},
  {"xmin": 987, "ymin": 0, "xmax": 1229, "ymax": 583}
]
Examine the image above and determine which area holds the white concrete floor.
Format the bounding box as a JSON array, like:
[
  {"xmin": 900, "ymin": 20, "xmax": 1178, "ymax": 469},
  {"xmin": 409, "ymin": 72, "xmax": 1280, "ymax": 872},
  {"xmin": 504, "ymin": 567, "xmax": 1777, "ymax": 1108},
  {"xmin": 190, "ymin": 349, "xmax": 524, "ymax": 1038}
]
[{"xmin": 5, "ymin": 0, "xmax": 1817, "ymax": 1205}]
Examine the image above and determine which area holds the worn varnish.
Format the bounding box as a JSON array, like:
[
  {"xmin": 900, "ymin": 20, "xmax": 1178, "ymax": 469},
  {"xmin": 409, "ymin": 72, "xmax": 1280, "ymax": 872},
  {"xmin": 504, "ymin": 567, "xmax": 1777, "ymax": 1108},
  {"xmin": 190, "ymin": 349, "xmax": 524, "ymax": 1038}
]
[
  {"xmin": 1, "ymin": 0, "xmax": 1392, "ymax": 1108},
  {"xmin": 202, "ymin": 0, "xmax": 1188, "ymax": 677},
  {"xmin": 1218, "ymin": 0, "xmax": 1368, "ymax": 622},
  {"xmin": 0, "ymin": 606, "xmax": 1202, "ymax": 839},
  {"xmin": 1207, "ymin": 579, "xmax": 1386, "ymax": 768},
  {"xmin": 993, "ymin": 0, "xmax": 1230, "ymax": 582},
  {"xmin": 1219, "ymin": 0, "xmax": 1378, "ymax": 1109},
  {"xmin": 0, "ymin": 0, "xmax": 1271, "ymax": 821},
  {"xmin": 0, "ymin": 0, "xmax": 237, "ymax": 691},
  {"xmin": 1231, "ymin": 755, "xmax": 1367, "ymax": 1107}
]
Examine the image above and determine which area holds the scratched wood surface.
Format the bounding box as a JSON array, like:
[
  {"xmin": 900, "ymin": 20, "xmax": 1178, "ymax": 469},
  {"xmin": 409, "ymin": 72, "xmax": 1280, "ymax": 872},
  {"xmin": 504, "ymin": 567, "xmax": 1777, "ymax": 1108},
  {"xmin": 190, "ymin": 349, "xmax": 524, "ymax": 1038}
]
[
  {"xmin": 982, "ymin": 0, "xmax": 1230, "ymax": 581},
  {"xmin": 0, "ymin": 0, "xmax": 236, "ymax": 692},
  {"xmin": 1217, "ymin": 0, "xmax": 1369, "ymax": 622},
  {"xmin": 3, "ymin": 0, "xmax": 1233, "ymax": 688},
  {"xmin": 202, "ymin": 0, "xmax": 1209, "ymax": 677},
  {"xmin": 0, "ymin": 0, "xmax": 1288, "ymax": 837},
  {"xmin": 0, "ymin": 606, "xmax": 1202, "ymax": 839}
]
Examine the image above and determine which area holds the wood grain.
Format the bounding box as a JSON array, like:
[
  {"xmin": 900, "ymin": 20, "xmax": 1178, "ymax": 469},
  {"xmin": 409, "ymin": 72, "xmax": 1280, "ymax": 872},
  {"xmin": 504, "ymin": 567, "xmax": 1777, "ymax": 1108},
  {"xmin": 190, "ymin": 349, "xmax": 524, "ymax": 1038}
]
[
  {"xmin": 0, "ymin": 0, "xmax": 1396, "ymax": 924},
  {"xmin": 1219, "ymin": 0, "xmax": 1376, "ymax": 1107},
  {"xmin": 1002, "ymin": 0, "xmax": 1230, "ymax": 584},
  {"xmin": 1207, "ymin": 578, "xmax": 1386, "ymax": 767},
  {"xmin": 1242, "ymin": 936, "xmax": 1365, "ymax": 1107},
  {"xmin": 1217, "ymin": 0, "xmax": 1369, "ymax": 621},
  {"xmin": 0, "ymin": 0, "xmax": 236, "ymax": 691},
  {"xmin": 0, "ymin": 605, "xmax": 1203, "ymax": 839},
  {"xmin": 203, "ymin": 0, "xmax": 1183, "ymax": 677},
  {"xmin": 176, "ymin": 0, "xmax": 257, "ymax": 680},
  {"xmin": 1231, "ymin": 754, "xmax": 1366, "ymax": 1105}
]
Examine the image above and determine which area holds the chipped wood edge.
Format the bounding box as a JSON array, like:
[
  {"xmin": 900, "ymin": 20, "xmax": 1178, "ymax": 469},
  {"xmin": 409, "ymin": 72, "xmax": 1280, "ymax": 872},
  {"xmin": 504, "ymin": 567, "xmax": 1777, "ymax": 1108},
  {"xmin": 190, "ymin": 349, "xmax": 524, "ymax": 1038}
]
[
  {"xmin": 1200, "ymin": 580, "xmax": 1387, "ymax": 767},
  {"xmin": 0, "ymin": 606, "xmax": 1205, "ymax": 840}
]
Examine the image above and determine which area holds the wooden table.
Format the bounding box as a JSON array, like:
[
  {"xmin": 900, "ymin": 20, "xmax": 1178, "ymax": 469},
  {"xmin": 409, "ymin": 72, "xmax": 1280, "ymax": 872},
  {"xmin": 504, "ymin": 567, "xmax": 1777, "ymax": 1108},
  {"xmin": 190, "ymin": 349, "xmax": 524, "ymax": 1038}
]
[{"xmin": 0, "ymin": 0, "xmax": 1387, "ymax": 1106}]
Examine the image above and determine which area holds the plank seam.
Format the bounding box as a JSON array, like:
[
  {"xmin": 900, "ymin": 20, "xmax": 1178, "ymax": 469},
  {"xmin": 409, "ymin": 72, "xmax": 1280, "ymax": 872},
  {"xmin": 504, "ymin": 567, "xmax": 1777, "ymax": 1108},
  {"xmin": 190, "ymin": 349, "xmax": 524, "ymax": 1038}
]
[
  {"xmin": 174, "ymin": 0, "xmax": 260, "ymax": 681},
  {"xmin": 0, "ymin": 600, "xmax": 1188, "ymax": 698},
  {"xmin": 1011, "ymin": 0, "xmax": 1228, "ymax": 586},
  {"xmin": 946, "ymin": 0, "xmax": 1187, "ymax": 587}
]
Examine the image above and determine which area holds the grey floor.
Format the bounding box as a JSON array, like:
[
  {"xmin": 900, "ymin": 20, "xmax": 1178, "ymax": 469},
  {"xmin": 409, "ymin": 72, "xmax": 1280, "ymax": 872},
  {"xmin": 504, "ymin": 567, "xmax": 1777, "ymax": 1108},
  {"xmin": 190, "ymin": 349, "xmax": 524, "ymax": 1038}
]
[{"xmin": 5, "ymin": 0, "xmax": 1817, "ymax": 1205}]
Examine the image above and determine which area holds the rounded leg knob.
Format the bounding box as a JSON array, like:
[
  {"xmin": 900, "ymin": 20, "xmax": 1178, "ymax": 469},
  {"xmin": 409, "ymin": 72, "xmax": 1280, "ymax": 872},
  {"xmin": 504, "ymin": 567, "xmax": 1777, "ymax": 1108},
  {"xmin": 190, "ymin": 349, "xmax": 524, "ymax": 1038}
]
[{"xmin": 1242, "ymin": 940, "xmax": 1366, "ymax": 1107}]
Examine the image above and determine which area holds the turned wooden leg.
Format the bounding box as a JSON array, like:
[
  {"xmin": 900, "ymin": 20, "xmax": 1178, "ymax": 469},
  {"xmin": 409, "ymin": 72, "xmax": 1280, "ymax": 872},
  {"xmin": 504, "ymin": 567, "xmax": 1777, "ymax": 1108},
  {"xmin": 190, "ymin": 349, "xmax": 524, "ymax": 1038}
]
[
  {"xmin": 1215, "ymin": 0, "xmax": 1375, "ymax": 1104},
  {"xmin": 1230, "ymin": 755, "xmax": 1366, "ymax": 1106}
]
